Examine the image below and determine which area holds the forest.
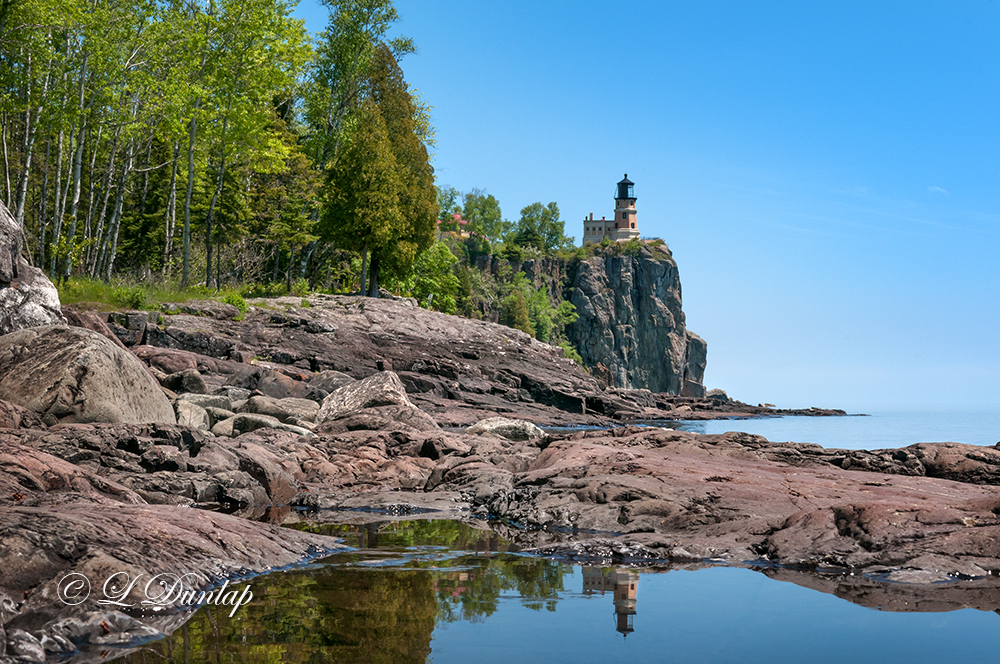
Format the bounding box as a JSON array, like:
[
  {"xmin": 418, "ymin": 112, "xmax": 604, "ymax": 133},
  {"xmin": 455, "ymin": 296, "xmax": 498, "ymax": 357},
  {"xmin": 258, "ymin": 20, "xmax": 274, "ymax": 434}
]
[{"xmin": 1, "ymin": 0, "xmax": 592, "ymax": 352}]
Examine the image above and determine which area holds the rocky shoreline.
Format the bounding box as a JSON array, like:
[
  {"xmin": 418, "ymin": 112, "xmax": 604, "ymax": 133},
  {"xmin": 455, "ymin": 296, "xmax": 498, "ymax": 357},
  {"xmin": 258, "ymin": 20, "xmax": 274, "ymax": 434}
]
[{"xmin": 2, "ymin": 286, "xmax": 999, "ymax": 659}]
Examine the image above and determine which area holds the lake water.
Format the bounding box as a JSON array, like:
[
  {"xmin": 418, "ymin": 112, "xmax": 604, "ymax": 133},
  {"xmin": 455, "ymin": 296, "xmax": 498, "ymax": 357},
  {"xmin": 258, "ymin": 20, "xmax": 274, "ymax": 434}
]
[
  {"xmin": 671, "ymin": 407, "xmax": 1000, "ymax": 450},
  {"xmin": 119, "ymin": 409, "xmax": 1000, "ymax": 664},
  {"xmin": 121, "ymin": 520, "xmax": 1000, "ymax": 664}
]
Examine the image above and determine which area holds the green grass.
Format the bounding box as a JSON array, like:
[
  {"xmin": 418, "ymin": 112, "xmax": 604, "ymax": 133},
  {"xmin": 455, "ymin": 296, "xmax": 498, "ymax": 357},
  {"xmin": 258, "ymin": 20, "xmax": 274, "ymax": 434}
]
[{"xmin": 57, "ymin": 277, "xmax": 289, "ymax": 313}]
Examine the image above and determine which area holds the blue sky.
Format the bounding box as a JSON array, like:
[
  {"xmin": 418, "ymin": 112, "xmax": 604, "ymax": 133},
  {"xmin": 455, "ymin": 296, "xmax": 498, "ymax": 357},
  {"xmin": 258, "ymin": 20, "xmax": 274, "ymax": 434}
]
[{"xmin": 295, "ymin": 1, "xmax": 1000, "ymax": 411}]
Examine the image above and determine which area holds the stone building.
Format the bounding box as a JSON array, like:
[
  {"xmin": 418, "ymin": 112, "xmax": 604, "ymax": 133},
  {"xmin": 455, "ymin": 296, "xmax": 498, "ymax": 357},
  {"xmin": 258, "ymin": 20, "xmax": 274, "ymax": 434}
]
[{"xmin": 582, "ymin": 174, "xmax": 642, "ymax": 246}]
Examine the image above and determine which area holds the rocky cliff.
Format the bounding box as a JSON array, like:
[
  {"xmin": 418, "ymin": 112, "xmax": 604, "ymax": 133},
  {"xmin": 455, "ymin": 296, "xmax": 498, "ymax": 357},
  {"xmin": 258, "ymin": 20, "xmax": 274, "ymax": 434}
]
[{"xmin": 566, "ymin": 243, "xmax": 706, "ymax": 396}]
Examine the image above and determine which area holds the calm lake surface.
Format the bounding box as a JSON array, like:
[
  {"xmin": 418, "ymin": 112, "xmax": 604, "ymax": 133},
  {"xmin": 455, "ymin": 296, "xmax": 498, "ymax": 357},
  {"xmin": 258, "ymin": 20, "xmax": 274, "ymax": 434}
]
[
  {"xmin": 121, "ymin": 409, "xmax": 1000, "ymax": 664},
  {"xmin": 673, "ymin": 407, "xmax": 1000, "ymax": 450}
]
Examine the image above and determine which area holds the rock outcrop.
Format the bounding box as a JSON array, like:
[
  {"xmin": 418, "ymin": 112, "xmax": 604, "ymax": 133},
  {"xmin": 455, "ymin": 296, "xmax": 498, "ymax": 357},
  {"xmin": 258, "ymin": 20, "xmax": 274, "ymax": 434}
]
[
  {"xmin": 123, "ymin": 295, "xmax": 619, "ymax": 426},
  {"xmin": 63, "ymin": 297, "xmax": 829, "ymax": 426},
  {"xmin": 567, "ymin": 244, "xmax": 707, "ymax": 395},
  {"xmin": 0, "ymin": 325, "xmax": 176, "ymax": 424},
  {"xmin": 0, "ymin": 198, "xmax": 64, "ymax": 335}
]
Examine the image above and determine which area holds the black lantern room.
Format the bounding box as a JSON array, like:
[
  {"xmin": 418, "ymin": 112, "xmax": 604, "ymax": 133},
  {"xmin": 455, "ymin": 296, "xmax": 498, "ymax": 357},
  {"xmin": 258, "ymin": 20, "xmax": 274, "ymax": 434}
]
[{"xmin": 615, "ymin": 174, "xmax": 635, "ymax": 202}]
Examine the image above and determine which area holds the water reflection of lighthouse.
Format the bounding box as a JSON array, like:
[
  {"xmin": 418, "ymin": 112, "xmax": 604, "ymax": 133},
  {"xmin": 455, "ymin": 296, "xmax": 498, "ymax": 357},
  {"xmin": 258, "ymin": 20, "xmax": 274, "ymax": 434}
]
[{"xmin": 582, "ymin": 568, "xmax": 640, "ymax": 637}]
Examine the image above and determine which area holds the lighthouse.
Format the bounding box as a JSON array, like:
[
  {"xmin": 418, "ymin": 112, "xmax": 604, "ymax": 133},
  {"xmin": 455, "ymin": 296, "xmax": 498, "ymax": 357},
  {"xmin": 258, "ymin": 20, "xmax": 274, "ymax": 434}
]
[{"xmin": 582, "ymin": 174, "xmax": 642, "ymax": 246}]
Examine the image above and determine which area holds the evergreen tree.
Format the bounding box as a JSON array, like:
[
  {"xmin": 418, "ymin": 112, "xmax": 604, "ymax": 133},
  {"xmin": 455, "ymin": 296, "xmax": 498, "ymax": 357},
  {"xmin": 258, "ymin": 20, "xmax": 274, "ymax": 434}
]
[
  {"xmin": 319, "ymin": 97, "xmax": 402, "ymax": 294},
  {"xmin": 364, "ymin": 44, "xmax": 437, "ymax": 294},
  {"xmin": 502, "ymin": 289, "xmax": 533, "ymax": 337}
]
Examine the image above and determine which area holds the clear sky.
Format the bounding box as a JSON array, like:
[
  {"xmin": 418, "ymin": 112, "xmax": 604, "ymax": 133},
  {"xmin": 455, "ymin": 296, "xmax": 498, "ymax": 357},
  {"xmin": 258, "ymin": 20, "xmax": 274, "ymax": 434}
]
[{"xmin": 294, "ymin": 1, "xmax": 1000, "ymax": 411}]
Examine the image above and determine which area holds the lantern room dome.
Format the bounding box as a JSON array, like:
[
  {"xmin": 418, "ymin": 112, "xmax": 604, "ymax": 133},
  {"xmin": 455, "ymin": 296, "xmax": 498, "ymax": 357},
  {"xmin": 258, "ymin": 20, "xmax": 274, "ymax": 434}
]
[{"xmin": 616, "ymin": 174, "xmax": 635, "ymax": 201}]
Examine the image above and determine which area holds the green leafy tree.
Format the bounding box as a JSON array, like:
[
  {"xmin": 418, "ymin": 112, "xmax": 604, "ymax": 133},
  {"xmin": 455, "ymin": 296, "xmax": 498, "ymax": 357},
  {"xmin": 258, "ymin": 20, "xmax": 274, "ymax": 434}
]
[
  {"xmin": 462, "ymin": 188, "xmax": 509, "ymax": 242},
  {"xmin": 553, "ymin": 299, "xmax": 580, "ymax": 338},
  {"xmin": 411, "ymin": 241, "xmax": 459, "ymax": 313},
  {"xmin": 513, "ymin": 226, "xmax": 544, "ymax": 251},
  {"xmin": 248, "ymin": 120, "xmax": 320, "ymax": 287},
  {"xmin": 358, "ymin": 43, "xmax": 438, "ymax": 295},
  {"xmin": 436, "ymin": 185, "xmax": 461, "ymax": 232},
  {"xmin": 515, "ymin": 201, "xmax": 570, "ymax": 251},
  {"xmin": 302, "ymin": 0, "xmax": 411, "ymax": 171},
  {"xmin": 455, "ymin": 263, "xmax": 473, "ymax": 317}
]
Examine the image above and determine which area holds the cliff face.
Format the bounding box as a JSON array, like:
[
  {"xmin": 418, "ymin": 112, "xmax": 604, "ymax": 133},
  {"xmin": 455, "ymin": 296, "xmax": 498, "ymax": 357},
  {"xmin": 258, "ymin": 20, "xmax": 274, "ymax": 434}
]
[{"xmin": 566, "ymin": 245, "xmax": 706, "ymax": 396}]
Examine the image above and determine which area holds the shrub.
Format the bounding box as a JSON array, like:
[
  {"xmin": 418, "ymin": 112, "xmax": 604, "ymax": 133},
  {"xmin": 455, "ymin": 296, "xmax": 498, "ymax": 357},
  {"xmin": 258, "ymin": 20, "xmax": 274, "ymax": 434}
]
[
  {"xmin": 499, "ymin": 243, "xmax": 523, "ymax": 263},
  {"xmin": 559, "ymin": 341, "xmax": 584, "ymax": 366},
  {"xmin": 111, "ymin": 285, "xmax": 148, "ymax": 310},
  {"xmin": 219, "ymin": 291, "xmax": 248, "ymax": 314}
]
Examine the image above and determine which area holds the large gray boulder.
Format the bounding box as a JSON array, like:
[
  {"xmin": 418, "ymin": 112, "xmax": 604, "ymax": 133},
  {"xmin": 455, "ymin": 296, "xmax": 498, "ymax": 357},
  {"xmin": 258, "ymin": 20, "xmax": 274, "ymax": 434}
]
[
  {"xmin": 317, "ymin": 371, "xmax": 413, "ymax": 422},
  {"xmin": 0, "ymin": 198, "xmax": 64, "ymax": 335},
  {"xmin": 466, "ymin": 416, "xmax": 546, "ymax": 442},
  {"xmin": 316, "ymin": 371, "xmax": 440, "ymax": 432},
  {"xmin": 0, "ymin": 325, "xmax": 176, "ymax": 424},
  {"xmin": 242, "ymin": 395, "xmax": 319, "ymax": 424}
]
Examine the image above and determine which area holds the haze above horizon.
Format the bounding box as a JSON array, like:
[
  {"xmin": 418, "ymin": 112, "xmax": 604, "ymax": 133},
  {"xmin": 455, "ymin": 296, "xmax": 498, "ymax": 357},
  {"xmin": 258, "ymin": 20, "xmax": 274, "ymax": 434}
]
[{"xmin": 294, "ymin": 1, "xmax": 1000, "ymax": 411}]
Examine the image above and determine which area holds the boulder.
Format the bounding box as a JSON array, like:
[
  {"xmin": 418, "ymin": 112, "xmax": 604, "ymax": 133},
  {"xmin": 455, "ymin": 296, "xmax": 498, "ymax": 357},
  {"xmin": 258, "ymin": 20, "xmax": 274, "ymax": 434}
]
[
  {"xmin": 706, "ymin": 388, "xmax": 729, "ymax": 402},
  {"xmin": 174, "ymin": 399, "xmax": 210, "ymax": 430},
  {"xmin": 0, "ymin": 398, "xmax": 45, "ymax": 430},
  {"xmin": 232, "ymin": 413, "xmax": 313, "ymax": 437},
  {"xmin": 161, "ymin": 368, "xmax": 209, "ymax": 394},
  {"xmin": 317, "ymin": 371, "xmax": 412, "ymax": 422},
  {"xmin": 229, "ymin": 442, "xmax": 299, "ymax": 504},
  {"xmin": 212, "ymin": 415, "xmax": 237, "ymax": 437},
  {"xmin": 227, "ymin": 367, "xmax": 310, "ymax": 399},
  {"xmin": 213, "ymin": 385, "xmax": 251, "ymax": 401},
  {"xmin": 62, "ymin": 307, "xmax": 127, "ymax": 349},
  {"xmin": 242, "ymin": 395, "xmax": 319, "ymax": 423},
  {"xmin": 466, "ymin": 416, "xmax": 547, "ymax": 442},
  {"xmin": 0, "ymin": 325, "xmax": 175, "ymax": 424},
  {"xmin": 176, "ymin": 393, "xmax": 232, "ymax": 411},
  {"xmin": 308, "ymin": 370, "xmax": 355, "ymax": 393},
  {"xmin": 0, "ymin": 198, "xmax": 64, "ymax": 335},
  {"xmin": 204, "ymin": 406, "xmax": 236, "ymax": 427},
  {"xmin": 315, "ymin": 404, "xmax": 440, "ymax": 434}
]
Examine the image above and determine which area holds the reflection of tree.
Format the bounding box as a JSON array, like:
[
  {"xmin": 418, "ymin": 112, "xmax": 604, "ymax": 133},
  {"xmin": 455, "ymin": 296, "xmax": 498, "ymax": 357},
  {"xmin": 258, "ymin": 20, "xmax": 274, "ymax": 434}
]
[
  {"xmin": 433, "ymin": 554, "xmax": 571, "ymax": 624},
  {"xmin": 288, "ymin": 519, "xmax": 513, "ymax": 553},
  {"xmin": 121, "ymin": 567, "xmax": 436, "ymax": 664},
  {"xmin": 119, "ymin": 521, "xmax": 574, "ymax": 663}
]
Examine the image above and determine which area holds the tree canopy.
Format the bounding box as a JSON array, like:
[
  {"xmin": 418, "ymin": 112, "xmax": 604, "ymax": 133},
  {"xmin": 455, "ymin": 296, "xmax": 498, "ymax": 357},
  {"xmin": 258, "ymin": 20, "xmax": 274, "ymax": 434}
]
[{"xmin": 514, "ymin": 201, "xmax": 571, "ymax": 251}]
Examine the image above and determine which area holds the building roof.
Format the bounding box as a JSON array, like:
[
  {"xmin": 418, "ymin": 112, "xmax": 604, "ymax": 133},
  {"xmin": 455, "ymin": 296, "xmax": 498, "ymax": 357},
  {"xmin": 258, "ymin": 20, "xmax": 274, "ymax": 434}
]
[{"xmin": 617, "ymin": 174, "xmax": 634, "ymax": 186}]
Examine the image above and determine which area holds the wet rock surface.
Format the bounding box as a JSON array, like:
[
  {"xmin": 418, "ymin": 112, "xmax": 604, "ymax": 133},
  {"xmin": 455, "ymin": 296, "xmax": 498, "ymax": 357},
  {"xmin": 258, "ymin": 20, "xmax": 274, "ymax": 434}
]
[{"xmin": 0, "ymin": 423, "xmax": 341, "ymax": 663}]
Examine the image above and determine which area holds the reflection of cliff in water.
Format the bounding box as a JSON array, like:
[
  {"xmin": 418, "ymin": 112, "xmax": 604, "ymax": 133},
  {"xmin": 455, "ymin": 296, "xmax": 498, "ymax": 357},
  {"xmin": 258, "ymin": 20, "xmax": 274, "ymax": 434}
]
[{"xmin": 583, "ymin": 567, "xmax": 640, "ymax": 637}]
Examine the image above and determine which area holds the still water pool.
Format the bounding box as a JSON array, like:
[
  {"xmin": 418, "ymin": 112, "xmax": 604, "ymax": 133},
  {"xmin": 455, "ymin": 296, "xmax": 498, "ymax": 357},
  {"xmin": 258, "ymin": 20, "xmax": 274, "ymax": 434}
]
[{"xmin": 122, "ymin": 520, "xmax": 1000, "ymax": 664}]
